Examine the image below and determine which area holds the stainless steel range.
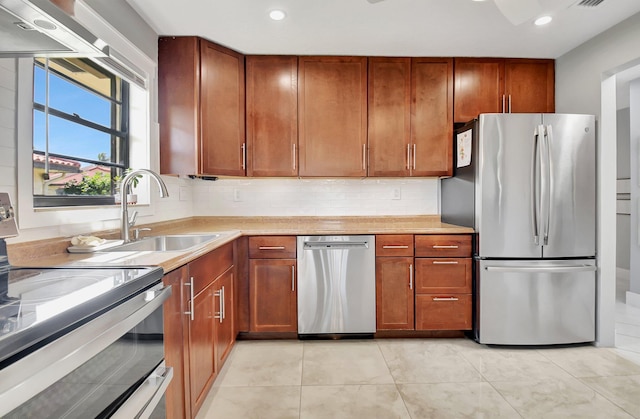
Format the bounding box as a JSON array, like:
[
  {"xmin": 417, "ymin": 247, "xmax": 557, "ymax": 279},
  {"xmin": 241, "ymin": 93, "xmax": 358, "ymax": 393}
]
[{"xmin": 0, "ymin": 193, "xmax": 172, "ymax": 418}]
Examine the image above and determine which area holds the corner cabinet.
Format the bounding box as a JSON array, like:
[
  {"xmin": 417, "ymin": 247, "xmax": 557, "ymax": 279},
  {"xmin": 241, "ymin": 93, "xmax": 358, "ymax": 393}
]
[
  {"xmin": 248, "ymin": 236, "xmax": 298, "ymax": 333},
  {"xmin": 158, "ymin": 37, "xmax": 245, "ymax": 176},
  {"xmin": 453, "ymin": 58, "xmax": 554, "ymax": 123},
  {"xmin": 163, "ymin": 242, "xmax": 235, "ymax": 419},
  {"xmin": 298, "ymin": 56, "xmax": 368, "ymax": 177},
  {"xmin": 246, "ymin": 56, "xmax": 298, "ymax": 177}
]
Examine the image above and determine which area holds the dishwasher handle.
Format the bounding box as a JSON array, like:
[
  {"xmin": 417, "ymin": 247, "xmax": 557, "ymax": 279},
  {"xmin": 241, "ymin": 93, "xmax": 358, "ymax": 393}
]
[{"xmin": 303, "ymin": 241, "xmax": 370, "ymax": 250}]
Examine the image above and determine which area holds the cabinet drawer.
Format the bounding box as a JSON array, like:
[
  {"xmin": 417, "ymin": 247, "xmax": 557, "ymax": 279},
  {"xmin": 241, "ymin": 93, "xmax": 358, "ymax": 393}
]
[
  {"xmin": 415, "ymin": 294, "xmax": 472, "ymax": 330},
  {"xmin": 414, "ymin": 258, "xmax": 472, "ymax": 293},
  {"xmin": 376, "ymin": 235, "xmax": 414, "ymax": 257},
  {"xmin": 189, "ymin": 242, "xmax": 233, "ymax": 296},
  {"xmin": 415, "ymin": 235, "xmax": 472, "ymax": 257},
  {"xmin": 249, "ymin": 236, "xmax": 297, "ymax": 259}
]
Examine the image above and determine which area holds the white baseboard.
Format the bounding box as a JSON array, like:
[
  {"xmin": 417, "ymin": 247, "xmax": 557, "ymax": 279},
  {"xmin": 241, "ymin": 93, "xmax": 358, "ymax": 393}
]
[
  {"xmin": 617, "ymin": 268, "xmax": 631, "ymax": 281},
  {"xmin": 627, "ymin": 291, "xmax": 640, "ymax": 308}
]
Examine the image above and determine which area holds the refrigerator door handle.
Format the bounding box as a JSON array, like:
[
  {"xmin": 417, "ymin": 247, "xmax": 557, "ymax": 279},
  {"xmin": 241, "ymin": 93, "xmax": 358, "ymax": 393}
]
[
  {"xmin": 538, "ymin": 124, "xmax": 550, "ymax": 246},
  {"xmin": 531, "ymin": 125, "xmax": 543, "ymax": 246},
  {"xmin": 485, "ymin": 265, "xmax": 597, "ymax": 273},
  {"xmin": 543, "ymin": 124, "xmax": 553, "ymax": 246}
]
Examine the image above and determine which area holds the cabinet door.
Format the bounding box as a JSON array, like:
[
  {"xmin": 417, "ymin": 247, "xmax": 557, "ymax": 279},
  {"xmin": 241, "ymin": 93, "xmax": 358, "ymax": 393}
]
[
  {"xmin": 249, "ymin": 259, "xmax": 297, "ymax": 332},
  {"xmin": 246, "ymin": 56, "xmax": 298, "ymax": 177},
  {"xmin": 368, "ymin": 57, "xmax": 411, "ymax": 177},
  {"xmin": 162, "ymin": 267, "xmax": 190, "ymax": 419},
  {"xmin": 298, "ymin": 56, "xmax": 368, "ymax": 176},
  {"xmin": 214, "ymin": 268, "xmax": 235, "ymax": 367},
  {"xmin": 158, "ymin": 36, "xmax": 199, "ymax": 175},
  {"xmin": 411, "ymin": 58, "xmax": 454, "ymax": 176},
  {"xmin": 505, "ymin": 59, "xmax": 555, "ymax": 113},
  {"xmin": 376, "ymin": 257, "xmax": 414, "ymax": 330},
  {"xmin": 453, "ymin": 58, "xmax": 505, "ymax": 123},
  {"xmin": 200, "ymin": 40, "xmax": 245, "ymax": 176},
  {"xmin": 188, "ymin": 283, "xmax": 215, "ymax": 414}
]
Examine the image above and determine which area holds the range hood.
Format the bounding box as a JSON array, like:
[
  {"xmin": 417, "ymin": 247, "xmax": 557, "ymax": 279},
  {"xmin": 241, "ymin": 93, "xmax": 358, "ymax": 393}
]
[{"xmin": 0, "ymin": 0, "xmax": 109, "ymax": 57}]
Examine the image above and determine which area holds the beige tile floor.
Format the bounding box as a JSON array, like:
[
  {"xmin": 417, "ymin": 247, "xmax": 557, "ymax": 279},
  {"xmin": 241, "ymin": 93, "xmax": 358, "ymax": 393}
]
[
  {"xmin": 196, "ymin": 274, "xmax": 640, "ymax": 418},
  {"xmin": 196, "ymin": 337, "xmax": 640, "ymax": 419}
]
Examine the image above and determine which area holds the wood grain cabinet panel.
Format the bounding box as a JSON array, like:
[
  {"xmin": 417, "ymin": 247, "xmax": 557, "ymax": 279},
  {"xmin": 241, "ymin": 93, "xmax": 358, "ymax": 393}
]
[
  {"xmin": 414, "ymin": 258, "xmax": 472, "ymax": 294},
  {"xmin": 158, "ymin": 37, "xmax": 245, "ymax": 176},
  {"xmin": 411, "ymin": 58, "xmax": 454, "ymax": 177},
  {"xmin": 248, "ymin": 236, "xmax": 297, "ymax": 259},
  {"xmin": 298, "ymin": 56, "xmax": 368, "ymax": 177},
  {"xmin": 504, "ymin": 59, "xmax": 555, "ymax": 114},
  {"xmin": 375, "ymin": 234, "xmax": 414, "ymax": 257},
  {"xmin": 415, "ymin": 235, "xmax": 472, "ymax": 258},
  {"xmin": 214, "ymin": 267, "xmax": 235, "ymax": 367},
  {"xmin": 376, "ymin": 256, "xmax": 415, "ymax": 330},
  {"xmin": 246, "ymin": 56, "xmax": 298, "ymax": 176},
  {"xmin": 415, "ymin": 294, "xmax": 472, "ymax": 330},
  {"xmin": 368, "ymin": 57, "xmax": 411, "ymax": 177},
  {"xmin": 188, "ymin": 282, "xmax": 215, "ymax": 414},
  {"xmin": 249, "ymin": 259, "xmax": 297, "ymax": 332}
]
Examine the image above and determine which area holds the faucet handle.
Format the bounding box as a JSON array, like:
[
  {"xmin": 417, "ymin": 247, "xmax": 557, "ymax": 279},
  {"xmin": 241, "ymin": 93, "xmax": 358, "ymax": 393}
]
[{"xmin": 133, "ymin": 227, "xmax": 151, "ymax": 241}]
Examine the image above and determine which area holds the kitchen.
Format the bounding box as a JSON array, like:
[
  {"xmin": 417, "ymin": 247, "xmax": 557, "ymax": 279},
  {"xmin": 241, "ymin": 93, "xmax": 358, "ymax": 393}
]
[{"xmin": 1, "ymin": 0, "xmax": 640, "ymax": 417}]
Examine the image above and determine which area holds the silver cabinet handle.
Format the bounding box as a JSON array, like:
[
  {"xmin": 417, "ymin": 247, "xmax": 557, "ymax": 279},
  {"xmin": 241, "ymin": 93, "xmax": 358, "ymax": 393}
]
[
  {"xmin": 241, "ymin": 143, "xmax": 246, "ymax": 170},
  {"xmin": 409, "ymin": 263, "xmax": 413, "ymax": 290},
  {"xmin": 214, "ymin": 288, "xmax": 223, "ymax": 323},
  {"xmin": 432, "ymin": 260, "xmax": 459, "ymax": 265},
  {"xmin": 508, "ymin": 95, "xmax": 512, "ymax": 113},
  {"xmin": 292, "ymin": 143, "xmax": 297, "ymax": 171},
  {"xmin": 362, "ymin": 143, "xmax": 367, "ymax": 171},
  {"xmin": 502, "ymin": 94, "xmax": 506, "ymax": 113},
  {"xmin": 433, "ymin": 297, "xmax": 459, "ymax": 301},
  {"xmin": 406, "ymin": 144, "xmax": 411, "ymax": 170},
  {"xmin": 432, "ymin": 245, "xmax": 458, "ymax": 249},
  {"xmin": 258, "ymin": 246, "xmax": 286, "ymax": 250},
  {"xmin": 221, "ymin": 286, "xmax": 226, "ymax": 320},
  {"xmin": 382, "ymin": 245, "xmax": 409, "ymax": 249},
  {"xmin": 184, "ymin": 276, "xmax": 194, "ymax": 321},
  {"xmin": 412, "ymin": 144, "xmax": 416, "ymax": 170},
  {"xmin": 291, "ymin": 265, "xmax": 296, "ymax": 292}
]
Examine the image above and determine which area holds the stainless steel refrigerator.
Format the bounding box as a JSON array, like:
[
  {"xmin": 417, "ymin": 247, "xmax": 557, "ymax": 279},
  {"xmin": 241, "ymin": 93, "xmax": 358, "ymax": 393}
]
[{"xmin": 442, "ymin": 113, "xmax": 596, "ymax": 345}]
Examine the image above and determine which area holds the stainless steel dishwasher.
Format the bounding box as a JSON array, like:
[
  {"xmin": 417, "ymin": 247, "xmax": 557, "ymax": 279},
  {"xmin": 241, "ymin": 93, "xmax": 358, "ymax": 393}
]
[{"xmin": 297, "ymin": 235, "xmax": 375, "ymax": 336}]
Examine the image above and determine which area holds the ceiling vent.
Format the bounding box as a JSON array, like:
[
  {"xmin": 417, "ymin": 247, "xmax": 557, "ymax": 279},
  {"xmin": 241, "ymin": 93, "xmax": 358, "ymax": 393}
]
[{"xmin": 577, "ymin": 0, "xmax": 605, "ymax": 6}]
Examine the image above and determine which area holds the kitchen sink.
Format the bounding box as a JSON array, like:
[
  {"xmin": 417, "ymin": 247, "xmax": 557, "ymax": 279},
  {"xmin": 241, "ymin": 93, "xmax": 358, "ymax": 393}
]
[{"xmin": 108, "ymin": 234, "xmax": 221, "ymax": 252}]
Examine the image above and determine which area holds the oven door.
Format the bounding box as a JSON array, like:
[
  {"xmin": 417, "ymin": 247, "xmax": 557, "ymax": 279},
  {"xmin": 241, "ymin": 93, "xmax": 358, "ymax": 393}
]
[{"xmin": 0, "ymin": 283, "xmax": 172, "ymax": 418}]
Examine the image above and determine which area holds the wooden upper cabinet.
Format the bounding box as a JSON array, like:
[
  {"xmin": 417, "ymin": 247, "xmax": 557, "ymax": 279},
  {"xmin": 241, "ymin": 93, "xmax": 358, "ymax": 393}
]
[
  {"xmin": 158, "ymin": 37, "xmax": 245, "ymax": 176},
  {"xmin": 411, "ymin": 58, "xmax": 454, "ymax": 177},
  {"xmin": 453, "ymin": 57, "xmax": 554, "ymax": 123},
  {"xmin": 298, "ymin": 56, "xmax": 368, "ymax": 177},
  {"xmin": 368, "ymin": 57, "xmax": 411, "ymax": 177},
  {"xmin": 504, "ymin": 59, "xmax": 555, "ymax": 114},
  {"xmin": 200, "ymin": 41, "xmax": 245, "ymax": 176},
  {"xmin": 246, "ymin": 56, "xmax": 298, "ymax": 177},
  {"xmin": 453, "ymin": 58, "xmax": 505, "ymax": 123}
]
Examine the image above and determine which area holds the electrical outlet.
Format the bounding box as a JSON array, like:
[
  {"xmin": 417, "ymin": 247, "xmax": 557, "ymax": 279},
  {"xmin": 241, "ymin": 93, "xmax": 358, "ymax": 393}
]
[
  {"xmin": 392, "ymin": 188, "xmax": 401, "ymax": 200},
  {"xmin": 233, "ymin": 188, "xmax": 242, "ymax": 202}
]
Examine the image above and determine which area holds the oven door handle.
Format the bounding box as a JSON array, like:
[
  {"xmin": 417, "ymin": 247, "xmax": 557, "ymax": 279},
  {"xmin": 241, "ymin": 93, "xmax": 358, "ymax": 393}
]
[
  {"xmin": 0, "ymin": 284, "xmax": 172, "ymax": 417},
  {"xmin": 111, "ymin": 361, "xmax": 174, "ymax": 419}
]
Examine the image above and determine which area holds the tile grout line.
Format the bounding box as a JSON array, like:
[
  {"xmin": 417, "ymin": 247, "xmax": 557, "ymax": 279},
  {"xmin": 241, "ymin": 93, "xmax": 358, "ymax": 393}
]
[{"xmin": 375, "ymin": 339, "xmax": 414, "ymax": 419}]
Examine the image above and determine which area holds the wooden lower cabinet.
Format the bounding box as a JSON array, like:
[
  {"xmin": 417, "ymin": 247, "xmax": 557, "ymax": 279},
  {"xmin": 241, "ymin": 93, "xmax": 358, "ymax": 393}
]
[
  {"xmin": 415, "ymin": 294, "xmax": 472, "ymax": 330},
  {"xmin": 249, "ymin": 259, "xmax": 297, "ymax": 332},
  {"xmin": 376, "ymin": 257, "xmax": 414, "ymax": 330},
  {"xmin": 164, "ymin": 242, "xmax": 235, "ymax": 419}
]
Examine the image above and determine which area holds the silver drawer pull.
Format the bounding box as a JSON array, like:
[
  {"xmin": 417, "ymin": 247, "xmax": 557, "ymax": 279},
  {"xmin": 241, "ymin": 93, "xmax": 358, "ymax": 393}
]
[
  {"xmin": 432, "ymin": 245, "xmax": 459, "ymax": 249},
  {"xmin": 382, "ymin": 245, "xmax": 409, "ymax": 249},
  {"xmin": 432, "ymin": 261, "xmax": 459, "ymax": 265},
  {"xmin": 433, "ymin": 297, "xmax": 459, "ymax": 301},
  {"xmin": 258, "ymin": 246, "xmax": 286, "ymax": 250}
]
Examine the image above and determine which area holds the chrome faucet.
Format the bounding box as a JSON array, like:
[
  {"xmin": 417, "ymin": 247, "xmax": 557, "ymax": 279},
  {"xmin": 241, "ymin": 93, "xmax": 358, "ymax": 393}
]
[{"xmin": 120, "ymin": 169, "xmax": 169, "ymax": 243}]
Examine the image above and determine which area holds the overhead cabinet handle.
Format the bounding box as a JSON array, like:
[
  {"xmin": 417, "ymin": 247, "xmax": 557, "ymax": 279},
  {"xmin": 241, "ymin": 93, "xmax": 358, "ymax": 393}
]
[{"xmin": 406, "ymin": 144, "xmax": 411, "ymax": 170}]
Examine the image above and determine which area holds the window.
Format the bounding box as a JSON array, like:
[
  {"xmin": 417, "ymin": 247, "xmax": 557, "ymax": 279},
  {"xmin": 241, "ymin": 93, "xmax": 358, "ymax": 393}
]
[{"xmin": 32, "ymin": 58, "xmax": 130, "ymax": 207}]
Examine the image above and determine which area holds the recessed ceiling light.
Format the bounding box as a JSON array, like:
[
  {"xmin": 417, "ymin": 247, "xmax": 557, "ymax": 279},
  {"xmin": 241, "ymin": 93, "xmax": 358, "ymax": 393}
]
[
  {"xmin": 269, "ymin": 9, "xmax": 286, "ymax": 21},
  {"xmin": 534, "ymin": 15, "xmax": 552, "ymax": 26}
]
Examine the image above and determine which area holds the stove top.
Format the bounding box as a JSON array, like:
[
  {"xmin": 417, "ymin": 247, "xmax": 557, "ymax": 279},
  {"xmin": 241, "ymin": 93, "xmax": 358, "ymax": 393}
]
[{"xmin": 0, "ymin": 265, "xmax": 164, "ymax": 365}]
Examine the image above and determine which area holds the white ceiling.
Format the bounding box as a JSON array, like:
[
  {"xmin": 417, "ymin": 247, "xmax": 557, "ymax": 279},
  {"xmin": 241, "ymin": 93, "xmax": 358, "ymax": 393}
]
[{"xmin": 126, "ymin": 0, "xmax": 640, "ymax": 58}]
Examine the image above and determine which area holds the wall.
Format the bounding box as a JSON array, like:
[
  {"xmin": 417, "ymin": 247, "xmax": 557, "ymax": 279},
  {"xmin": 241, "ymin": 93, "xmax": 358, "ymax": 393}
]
[
  {"xmin": 0, "ymin": 60, "xmax": 16, "ymax": 206},
  {"xmin": 617, "ymin": 108, "xmax": 630, "ymax": 271},
  {"xmin": 193, "ymin": 178, "xmax": 439, "ymax": 216}
]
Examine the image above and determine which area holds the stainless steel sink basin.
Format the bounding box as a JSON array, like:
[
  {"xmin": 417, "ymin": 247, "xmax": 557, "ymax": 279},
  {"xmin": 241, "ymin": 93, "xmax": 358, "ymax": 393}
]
[{"xmin": 108, "ymin": 234, "xmax": 221, "ymax": 252}]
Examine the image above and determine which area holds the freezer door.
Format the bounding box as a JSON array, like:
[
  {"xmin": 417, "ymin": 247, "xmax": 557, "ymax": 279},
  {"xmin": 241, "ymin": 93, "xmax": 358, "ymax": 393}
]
[
  {"xmin": 541, "ymin": 114, "xmax": 596, "ymax": 258},
  {"xmin": 477, "ymin": 114, "xmax": 543, "ymax": 258},
  {"xmin": 478, "ymin": 259, "xmax": 596, "ymax": 345}
]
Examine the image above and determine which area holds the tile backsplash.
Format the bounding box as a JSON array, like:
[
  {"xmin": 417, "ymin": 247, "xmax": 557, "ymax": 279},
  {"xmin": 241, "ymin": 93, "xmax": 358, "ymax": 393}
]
[{"xmin": 193, "ymin": 178, "xmax": 439, "ymax": 216}]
